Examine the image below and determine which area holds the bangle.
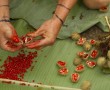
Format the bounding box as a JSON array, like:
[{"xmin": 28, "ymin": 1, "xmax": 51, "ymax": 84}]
[
  {"xmin": 57, "ymin": 4, "xmax": 70, "ymax": 11},
  {"xmin": 0, "ymin": 19, "xmax": 10, "ymax": 22},
  {"xmin": 0, "ymin": 5, "xmax": 9, "ymax": 7},
  {"xmin": 54, "ymin": 13, "xmax": 64, "ymax": 25}
]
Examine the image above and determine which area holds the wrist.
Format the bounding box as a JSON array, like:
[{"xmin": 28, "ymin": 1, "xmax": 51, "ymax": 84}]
[
  {"xmin": 52, "ymin": 15, "xmax": 62, "ymax": 28},
  {"xmin": 0, "ymin": 7, "xmax": 10, "ymax": 19}
]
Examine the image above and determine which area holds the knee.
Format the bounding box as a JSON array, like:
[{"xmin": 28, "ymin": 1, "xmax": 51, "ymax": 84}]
[{"xmin": 83, "ymin": 0, "xmax": 109, "ymax": 9}]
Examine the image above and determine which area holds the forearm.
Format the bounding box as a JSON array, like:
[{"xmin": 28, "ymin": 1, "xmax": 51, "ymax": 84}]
[
  {"xmin": 0, "ymin": 0, "xmax": 9, "ymax": 19},
  {"xmin": 52, "ymin": 0, "xmax": 77, "ymax": 26}
]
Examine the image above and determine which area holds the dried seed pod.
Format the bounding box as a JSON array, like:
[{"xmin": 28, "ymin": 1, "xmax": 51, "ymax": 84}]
[
  {"xmin": 58, "ymin": 68, "xmax": 68, "ymax": 75},
  {"xmin": 76, "ymin": 38, "xmax": 86, "ymax": 46},
  {"xmin": 83, "ymin": 42, "xmax": 92, "ymax": 51},
  {"xmin": 97, "ymin": 57, "xmax": 106, "ymax": 67},
  {"xmin": 107, "ymin": 50, "xmax": 110, "ymax": 59},
  {"xmin": 107, "ymin": 61, "xmax": 110, "ymax": 68},
  {"xmin": 71, "ymin": 73, "xmax": 80, "ymax": 83},
  {"xmin": 103, "ymin": 62, "xmax": 109, "ymax": 69},
  {"xmin": 80, "ymin": 80, "xmax": 91, "ymax": 90},
  {"xmin": 57, "ymin": 61, "xmax": 66, "ymax": 68},
  {"xmin": 73, "ymin": 57, "xmax": 82, "ymax": 66},
  {"xmin": 75, "ymin": 64, "xmax": 85, "ymax": 73},
  {"xmin": 71, "ymin": 32, "xmax": 81, "ymax": 40}
]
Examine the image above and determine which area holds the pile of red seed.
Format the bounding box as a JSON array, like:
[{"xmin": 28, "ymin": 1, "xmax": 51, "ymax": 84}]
[{"xmin": 0, "ymin": 50, "xmax": 37, "ymax": 81}]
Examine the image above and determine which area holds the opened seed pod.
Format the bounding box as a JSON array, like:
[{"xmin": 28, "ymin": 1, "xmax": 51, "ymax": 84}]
[
  {"xmin": 75, "ymin": 64, "xmax": 85, "ymax": 73},
  {"xmin": 76, "ymin": 38, "xmax": 86, "ymax": 46},
  {"xmin": 73, "ymin": 57, "xmax": 82, "ymax": 66},
  {"xmin": 21, "ymin": 36, "xmax": 33, "ymax": 44},
  {"xmin": 107, "ymin": 50, "xmax": 110, "ymax": 59},
  {"xmin": 58, "ymin": 67, "xmax": 68, "ymax": 75},
  {"xmin": 82, "ymin": 53, "xmax": 89, "ymax": 60},
  {"xmin": 57, "ymin": 61, "xmax": 66, "ymax": 68},
  {"xmin": 80, "ymin": 80, "xmax": 91, "ymax": 90},
  {"xmin": 77, "ymin": 51, "xmax": 86, "ymax": 58},
  {"xmin": 86, "ymin": 61, "xmax": 96, "ymax": 68},
  {"xmin": 90, "ymin": 50, "xmax": 98, "ymax": 59},
  {"xmin": 97, "ymin": 57, "xmax": 106, "ymax": 67},
  {"xmin": 89, "ymin": 39, "xmax": 96, "ymax": 45},
  {"xmin": 71, "ymin": 73, "xmax": 80, "ymax": 83},
  {"xmin": 71, "ymin": 32, "xmax": 81, "ymax": 40},
  {"xmin": 83, "ymin": 42, "xmax": 92, "ymax": 51}
]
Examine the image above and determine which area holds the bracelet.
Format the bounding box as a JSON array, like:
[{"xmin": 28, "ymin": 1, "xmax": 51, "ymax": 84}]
[
  {"xmin": 0, "ymin": 19, "xmax": 10, "ymax": 22},
  {"xmin": 54, "ymin": 13, "xmax": 64, "ymax": 25},
  {"xmin": 0, "ymin": 5, "xmax": 9, "ymax": 7},
  {"xmin": 57, "ymin": 4, "xmax": 70, "ymax": 11}
]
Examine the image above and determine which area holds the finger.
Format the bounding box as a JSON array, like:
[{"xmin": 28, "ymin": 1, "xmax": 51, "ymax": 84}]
[
  {"xmin": 26, "ymin": 39, "xmax": 50, "ymax": 49},
  {"xmin": 1, "ymin": 42, "xmax": 22, "ymax": 52},
  {"xmin": 27, "ymin": 29, "xmax": 45, "ymax": 38}
]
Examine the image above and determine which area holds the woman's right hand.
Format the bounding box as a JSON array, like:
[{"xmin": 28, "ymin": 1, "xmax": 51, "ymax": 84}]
[{"xmin": 0, "ymin": 22, "xmax": 22, "ymax": 52}]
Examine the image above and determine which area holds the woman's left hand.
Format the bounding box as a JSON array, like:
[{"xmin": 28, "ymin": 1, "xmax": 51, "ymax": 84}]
[{"xmin": 25, "ymin": 18, "xmax": 61, "ymax": 49}]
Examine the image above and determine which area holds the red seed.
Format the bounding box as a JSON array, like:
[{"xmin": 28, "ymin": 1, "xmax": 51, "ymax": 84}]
[
  {"xmin": 57, "ymin": 61, "xmax": 66, "ymax": 68},
  {"xmin": 90, "ymin": 50, "xmax": 98, "ymax": 59},
  {"xmin": 86, "ymin": 61, "xmax": 96, "ymax": 68},
  {"xmin": 75, "ymin": 64, "xmax": 85, "ymax": 72},
  {"xmin": 12, "ymin": 36, "xmax": 20, "ymax": 43},
  {"xmin": 58, "ymin": 68, "xmax": 68, "ymax": 75},
  {"xmin": 0, "ymin": 50, "xmax": 37, "ymax": 81}
]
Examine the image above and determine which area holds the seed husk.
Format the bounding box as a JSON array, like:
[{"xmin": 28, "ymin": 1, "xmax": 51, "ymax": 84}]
[
  {"xmin": 83, "ymin": 41, "xmax": 92, "ymax": 51},
  {"xmin": 71, "ymin": 32, "xmax": 81, "ymax": 40},
  {"xmin": 107, "ymin": 50, "xmax": 110, "ymax": 59},
  {"xmin": 73, "ymin": 57, "xmax": 82, "ymax": 66},
  {"xmin": 80, "ymin": 80, "xmax": 91, "ymax": 90},
  {"xmin": 97, "ymin": 57, "xmax": 106, "ymax": 67}
]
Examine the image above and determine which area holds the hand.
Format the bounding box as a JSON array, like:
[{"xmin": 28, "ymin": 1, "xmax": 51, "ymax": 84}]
[
  {"xmin": 0, "ymin": 22, "xmax": 22, "ymax": 52},
  {"xmin": 83, "ymin": 0, "xmax": 109, "ymax": 9},
  {"xmin": 26, "ymin": 18, "xmax": 61, "ymax": 49}
]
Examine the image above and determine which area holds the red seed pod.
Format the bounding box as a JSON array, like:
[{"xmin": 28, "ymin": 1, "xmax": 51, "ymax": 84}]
[
  {"xmin": 82, "ymin": 53, "xmax": 89, "ymax": 60},
  {"xmin": 21, "ymin": 36, "xmax": 33, "ymax": 44},
  {"xmin": 86, "ymin": 61, "xmax": 96, "ymax": 68},
  {"xmin": 89, "ymin": 39, "xmax": 96, "ymax": 45},
  {"xmin": 75, "ymin": 64, "xmax": 85, "ymax": 73},
  {"xmin": 77, "ymin": 51, "xmax": 86, "ymax": 58},
  {"xmin": 76, "ymin": 38, "xmax": 86, "ymax": 46},
  {"xmin": 57, "ymin": 61, "xmax": 66, "ymax": 68},
  {"xmin": 58, "ymin": 68, "xmax": 68, "ymax": 75},
  {"xmin": 90, "ymin": 50, "xmax": 98, "ymax": 59},
  {"xmin": 71, "ymin": 73, "xmax": 80, "ymax": 83}
]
